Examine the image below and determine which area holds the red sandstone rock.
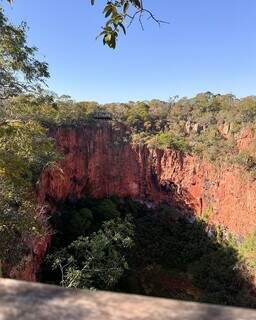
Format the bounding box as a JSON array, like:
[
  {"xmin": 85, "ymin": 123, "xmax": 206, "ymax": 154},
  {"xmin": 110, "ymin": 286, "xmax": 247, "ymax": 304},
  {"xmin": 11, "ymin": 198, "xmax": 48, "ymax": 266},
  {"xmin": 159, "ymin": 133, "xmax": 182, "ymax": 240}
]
[
  {"xmin": 236, "ymin": 126, "xmax": 255, "ymax": 153},
  {"xmin": 38, "ymin": 123, "xmax": 256, "ymax": 236},
  {"xmin": 14, "ymin": 122, "xmax": 256, "ymax": 281}
]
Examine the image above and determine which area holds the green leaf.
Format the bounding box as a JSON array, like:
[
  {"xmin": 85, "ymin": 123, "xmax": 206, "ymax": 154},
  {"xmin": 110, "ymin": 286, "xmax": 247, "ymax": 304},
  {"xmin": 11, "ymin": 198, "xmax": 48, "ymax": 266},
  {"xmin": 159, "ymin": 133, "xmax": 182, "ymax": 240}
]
[
  {"xmin": 118, "ymin": 23, "xmax": 126, "ymax": 35},
  {"xmin": 105, "ymin": 9, "xmax": 112, "ymax": 18},
  {"xmin": 123, "ymin": 2, "xmax": 129, "ymax": 14}
]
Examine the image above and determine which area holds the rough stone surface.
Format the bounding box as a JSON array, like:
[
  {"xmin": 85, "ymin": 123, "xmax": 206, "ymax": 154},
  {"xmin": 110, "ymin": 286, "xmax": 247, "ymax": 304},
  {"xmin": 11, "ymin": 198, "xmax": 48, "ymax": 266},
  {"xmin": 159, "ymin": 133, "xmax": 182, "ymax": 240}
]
[
  {"xmin": 236, "ymin": 127, "xmax": 256, "ymax": 153},
  {"xmin": 0, "ymin": 278, "xmax": 256, "ymax": 320},
  {"xmin": 12, "ymin": 123, "xmax": 256, "ymax": 280},
  {"xmin": 38, "ymin": 123, "xmax": 256, "ymax": 236}
]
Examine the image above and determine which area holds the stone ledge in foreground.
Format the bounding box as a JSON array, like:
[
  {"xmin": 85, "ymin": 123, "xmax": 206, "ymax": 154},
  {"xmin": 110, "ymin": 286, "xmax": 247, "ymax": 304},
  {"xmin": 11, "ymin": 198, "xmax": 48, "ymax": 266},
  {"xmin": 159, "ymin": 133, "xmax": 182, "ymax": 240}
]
[{"xmin": 0, "ymin": 278, "xmax": 256, "ymax": 320}]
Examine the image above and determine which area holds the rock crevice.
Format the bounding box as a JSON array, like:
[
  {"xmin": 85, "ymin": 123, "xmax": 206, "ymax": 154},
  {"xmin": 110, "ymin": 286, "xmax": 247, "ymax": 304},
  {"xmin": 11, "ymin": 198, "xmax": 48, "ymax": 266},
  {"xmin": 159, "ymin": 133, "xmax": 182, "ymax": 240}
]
[{"xmin": 38, "ymin": 123, "xmax": 256, "ymax": 236}]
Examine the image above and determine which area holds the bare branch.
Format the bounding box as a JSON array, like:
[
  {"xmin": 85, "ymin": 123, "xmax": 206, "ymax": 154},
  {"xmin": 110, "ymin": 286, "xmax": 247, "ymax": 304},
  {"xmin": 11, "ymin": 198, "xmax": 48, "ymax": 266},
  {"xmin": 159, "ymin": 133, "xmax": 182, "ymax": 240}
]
[{"xmin": 127, "ymin": 8, "xmax": 169, "ymax": 30}]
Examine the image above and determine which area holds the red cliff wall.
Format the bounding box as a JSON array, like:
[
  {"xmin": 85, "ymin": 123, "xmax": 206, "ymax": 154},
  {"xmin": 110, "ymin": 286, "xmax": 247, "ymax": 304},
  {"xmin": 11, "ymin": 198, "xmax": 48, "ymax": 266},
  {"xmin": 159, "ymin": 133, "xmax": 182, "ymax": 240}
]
[
  {"xmin": 38, "ymin": 123, "xmax": 256, "ymax": 236},
  {"xmin": 15, "ymin": 122, "xmax": 256, "ymax": 281}
]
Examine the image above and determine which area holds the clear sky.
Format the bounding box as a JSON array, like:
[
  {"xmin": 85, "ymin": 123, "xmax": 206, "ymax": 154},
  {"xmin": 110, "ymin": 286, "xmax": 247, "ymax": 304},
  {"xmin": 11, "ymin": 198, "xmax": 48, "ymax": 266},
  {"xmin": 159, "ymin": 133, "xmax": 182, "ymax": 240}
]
[{"xmin": 3, "ymin": 0, "xmax": 256, "ymax": 103}]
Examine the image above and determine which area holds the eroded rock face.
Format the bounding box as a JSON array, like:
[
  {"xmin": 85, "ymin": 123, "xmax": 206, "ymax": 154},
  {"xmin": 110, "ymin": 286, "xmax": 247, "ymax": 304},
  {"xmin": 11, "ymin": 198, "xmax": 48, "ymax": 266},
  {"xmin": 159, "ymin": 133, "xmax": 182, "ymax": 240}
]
[
  {"xmin": 236, "ymin": 126, "xmax": 256, "ymax": 153},
  {"xmin": 11, "ymin": 233, "xmax": 52, "ymax": 281},
  {"xmin": 38, "ymin": 123, "xmax": 256, "ymax": 235},
  {"xmin": 14, "ymin": 122, "xmax": 256, "ymax": 280}
]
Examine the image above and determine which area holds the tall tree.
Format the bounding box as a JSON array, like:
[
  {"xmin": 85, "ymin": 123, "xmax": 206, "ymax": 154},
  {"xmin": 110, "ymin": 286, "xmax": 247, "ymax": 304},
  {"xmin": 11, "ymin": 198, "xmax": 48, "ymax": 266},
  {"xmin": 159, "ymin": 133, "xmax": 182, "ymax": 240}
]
[
  {"xmin": 0, "ymin": 7, "xmax": 49, "ymax": 101},
  {"xmin": 0, "ymin": 4, "xmax": 55, "ymax": 273}
]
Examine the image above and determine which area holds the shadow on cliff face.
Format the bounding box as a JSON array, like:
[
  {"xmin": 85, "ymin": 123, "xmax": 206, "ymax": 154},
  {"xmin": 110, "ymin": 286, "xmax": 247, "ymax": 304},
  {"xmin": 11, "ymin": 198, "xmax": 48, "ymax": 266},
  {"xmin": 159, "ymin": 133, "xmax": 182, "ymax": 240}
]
[
  {"xmin": 121, "ymin": 214, "xmax": 254, "ymax": 307},
  {"xmin": 40, "ymin": 195, "xmax": 256, "ymax": 308},
  {"xmin": 115, "ymin": 198, "xmax": 256, "ymax": 308},
  {"xmin": 159, "ymin": 179, "xmax": 198, "ymax": 214}
]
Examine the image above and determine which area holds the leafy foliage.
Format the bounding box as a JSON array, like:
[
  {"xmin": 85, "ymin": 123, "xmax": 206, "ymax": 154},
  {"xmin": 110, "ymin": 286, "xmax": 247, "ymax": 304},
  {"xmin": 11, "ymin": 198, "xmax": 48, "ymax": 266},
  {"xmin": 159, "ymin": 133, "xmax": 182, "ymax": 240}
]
[
  {"xmin": 1, "ymin": 90, "xmax": 255, "ymax": 273},
  {"xmin": 7, "ymin": 91, "xmax": 256, "ymax": 173},
  {"xmin": 5, "ymin": 1, "xmax": 165, "ymax": 49},
  {"xmin": 42, "ymin": 198, "xmax": 255, "ymax": 307},
  {"xmin": 0, "ymin": 8, "xmax": 49, "ymax": 100},
  {"xmin": 233, "ymin": 152, "xmax": 256, "ymax": 177},
  {"xmin": 239, "ymin": 231, "xmax": 256, "ymax": 268},
  {"xmin": 147, "ymin": 132, "xmax": 191, "ymax": 152},
  {"xmin": 106, "ymin": 93, "xmax": 256, "ymax": 171},
  {"xmin": 0, "ymin": 120, "xmax": 56, "ymax": 197},
  {"xmin": 91, "ymin": 0, "xmax": 166, "ymax": 48},
  {"xmin": 0, "ymin": 119, "xmax": 59, "ymax": 268},
  {"xmin": 44, "ymin": 198, "xmax": 134, "ymax": 289},
  {"xmin": 0, "ymin": 6, "xmax": 58, "ymax": 271}
]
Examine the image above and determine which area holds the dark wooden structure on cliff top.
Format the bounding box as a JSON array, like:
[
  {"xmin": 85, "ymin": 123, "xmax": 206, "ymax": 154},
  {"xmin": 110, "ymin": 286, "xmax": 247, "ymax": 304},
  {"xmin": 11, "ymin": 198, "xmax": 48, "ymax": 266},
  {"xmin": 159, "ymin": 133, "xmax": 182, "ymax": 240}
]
[{"xmin": 92, "ymin": 111, "xmax": 112, "ymax": 120}]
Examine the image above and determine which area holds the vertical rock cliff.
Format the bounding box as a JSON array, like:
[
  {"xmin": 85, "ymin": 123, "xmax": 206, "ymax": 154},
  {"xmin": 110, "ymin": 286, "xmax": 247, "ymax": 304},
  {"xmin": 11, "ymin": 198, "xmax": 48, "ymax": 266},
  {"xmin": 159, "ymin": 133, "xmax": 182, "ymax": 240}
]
[
  {"xmin": 14, "ymin": 122, "xmax": 256, "ymax": 280},
  {"xmin": 39, "ymin": 123, "xmax": 256, "ymax": 235}
]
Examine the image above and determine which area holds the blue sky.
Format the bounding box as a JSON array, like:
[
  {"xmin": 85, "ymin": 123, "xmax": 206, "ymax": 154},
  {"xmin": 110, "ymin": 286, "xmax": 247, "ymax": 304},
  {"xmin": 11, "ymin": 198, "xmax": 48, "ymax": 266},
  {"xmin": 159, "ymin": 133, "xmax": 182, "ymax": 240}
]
[{"xmin": 3, "ymin": 0, "xmax": 256, "ymax": 103}]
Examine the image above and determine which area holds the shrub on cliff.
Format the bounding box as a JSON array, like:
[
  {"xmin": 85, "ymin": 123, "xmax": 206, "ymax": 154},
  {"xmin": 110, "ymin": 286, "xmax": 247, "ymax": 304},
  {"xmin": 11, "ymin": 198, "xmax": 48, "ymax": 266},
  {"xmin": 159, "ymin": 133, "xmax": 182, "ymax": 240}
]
[
  {"xmin": 147, "ymin": 132, "xmax": 191, "ymax": 153},
  {"xmin": 233, "ymin": 152, "xmax": 256, "ymax": 177},
  {"xmin": 3, "ymin": 94, "xmax": 103, "ymax": 127},
  {"xmin": 239, "ymin": 231, "xmax": 256, "ymax": 268},
  {"xmin": 191, "ymin": 128, "xmax": 236, "ymax": 162},
  {"xmin": 126, "ymin": 102, "xmax": 151, "ymax": 130}
]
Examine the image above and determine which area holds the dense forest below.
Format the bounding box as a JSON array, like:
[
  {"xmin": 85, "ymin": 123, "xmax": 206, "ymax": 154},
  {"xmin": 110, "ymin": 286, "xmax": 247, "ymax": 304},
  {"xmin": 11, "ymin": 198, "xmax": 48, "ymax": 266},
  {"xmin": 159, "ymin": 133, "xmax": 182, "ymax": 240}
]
[{"xmin": 41, "ymin": 196, "xmax": 255, "ymax": 307}]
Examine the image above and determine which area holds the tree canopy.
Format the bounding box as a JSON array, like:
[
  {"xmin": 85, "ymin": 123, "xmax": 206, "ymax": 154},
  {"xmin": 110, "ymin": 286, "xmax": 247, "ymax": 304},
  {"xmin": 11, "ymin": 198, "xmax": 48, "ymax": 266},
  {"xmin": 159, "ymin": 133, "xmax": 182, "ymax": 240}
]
[
  {"xmin": 0, "ymin": 4, "xmax": 55, "ymax": 270},
  {"xmin": 0, "ymin": 7, "xmax": 49, "ymax": 100}
]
